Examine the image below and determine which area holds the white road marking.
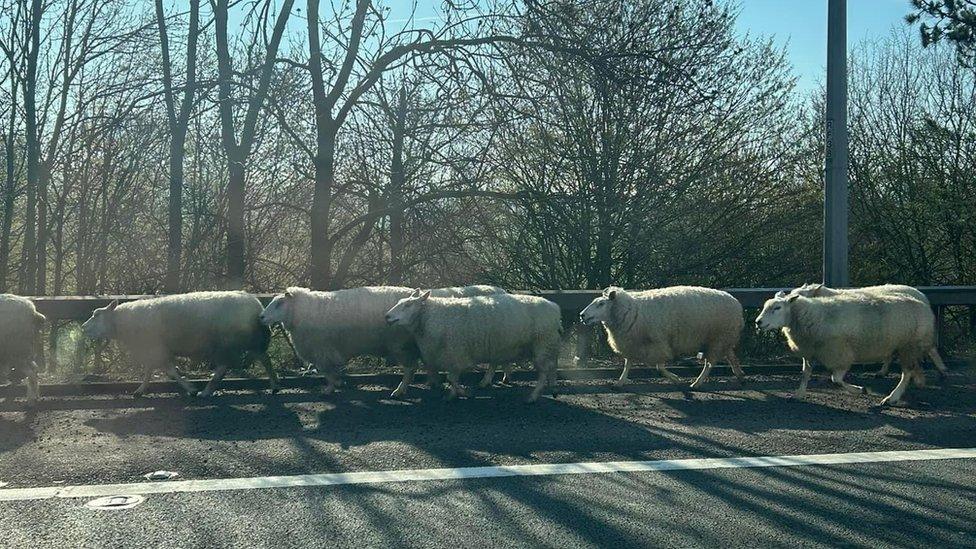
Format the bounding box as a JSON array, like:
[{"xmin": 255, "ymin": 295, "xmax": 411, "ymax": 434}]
[{"xmin": 1, "ymin": 447, "xmax": 974, "ymax": 502}]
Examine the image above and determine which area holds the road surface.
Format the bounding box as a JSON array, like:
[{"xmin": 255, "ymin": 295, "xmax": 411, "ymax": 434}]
[{"xmin": 1, "ymin": 369, "xmax": 974, "ymax": 548}]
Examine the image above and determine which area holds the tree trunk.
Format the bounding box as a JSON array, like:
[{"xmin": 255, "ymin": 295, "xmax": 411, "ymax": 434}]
[
  {"xmin": 166, "ymin": 140, "xmax": 186, "ymax": 291},
  {"xmin": 0, "ymin": 76, "xmax": 16, "ymax": 292},
  {"xmin": 35, "ymin": 160, "xmax": 49, "ymax": 293},
  {"xmin": 214, "ymin": 0, "xmax": 290, "ymax": 289},
  {"xmin": 158, "ymin": 0, "xmax": 198, "ymax": 293},
  {"xmin": 226, "ymin": 158, "xmax": 246, "ymax": 288},
  {"xmin": 19, "ymin": 0, "xmax": 43, "ymax": 294},
  {"xmin": 387, "ymin": 87, "xmax": 407, "ymax": 285},
  {"xmin": 309, "ymin": 130, "xmax": 336, "ymax": 289}
]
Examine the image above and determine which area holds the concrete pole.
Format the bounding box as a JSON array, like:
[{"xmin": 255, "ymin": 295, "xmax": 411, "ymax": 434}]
[{"xmin": 824, "ymin": 0, "xmax": 849, "ymax": 287}]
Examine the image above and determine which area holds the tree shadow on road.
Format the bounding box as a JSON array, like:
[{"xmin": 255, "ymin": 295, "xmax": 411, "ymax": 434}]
[{"xmin": 0, "ymin": 413, "xmax": 35, "ymax": 452}]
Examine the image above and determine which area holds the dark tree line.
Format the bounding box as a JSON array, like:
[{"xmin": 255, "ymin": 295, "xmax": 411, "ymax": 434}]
[{"xmin": 0, "ymin": 0, "xmax": 972, "ymax": 298}]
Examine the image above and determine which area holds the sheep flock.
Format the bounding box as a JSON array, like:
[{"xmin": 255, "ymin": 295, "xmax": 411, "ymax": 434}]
[{"xmin": 0, "ymin": 282, "xmax": 959, "ymax": 408}]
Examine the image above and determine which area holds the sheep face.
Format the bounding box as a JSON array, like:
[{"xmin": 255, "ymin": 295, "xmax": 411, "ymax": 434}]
[
  {"xmin": 81, "ymin": 300, "xmax": 119, "ymax": 339},
  {"xmin": 580, "ymin": 287, "xmax": 622, "ymax": 325},
  {"xmin": 260, "ymin": 292, "xmax": 293, "ymax": 325},
  {"xmin": 755, "ymin": 294, "xmax": 797, "ymax": 330},
  {"xmin": 385, "ymin": 289, "xmax": 430, "ymax": 327}
]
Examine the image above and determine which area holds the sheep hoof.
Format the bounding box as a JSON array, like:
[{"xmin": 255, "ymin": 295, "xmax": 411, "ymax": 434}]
[
  {"xmin": 269, "ymin": 387, "xmax": 280, "ymax": 395},
  {"xmin": 186, "ymin": 390, "xmax": 199, "ymax": 398},
  {"xmin": 860, "ymin": 386, "xmax": 868, "ymax": 395}
]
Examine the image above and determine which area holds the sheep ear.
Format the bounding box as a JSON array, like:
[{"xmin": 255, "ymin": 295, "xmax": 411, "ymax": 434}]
[
  {"xmin": 775, "ymin": 290, "xmax": 786, "ymax": 299},
  {"xmin": 106, "ymin": 299, "xmax": 119, "ymax": 311},
  {"xmin": 788, "ymin": 294, "xmax": 799, "ymax": 302},
  {"xmin": 411, "ymin": 288, "xmax": 421, "ymax": 297},
  {"xmin": 608, "ymin": 289, "xmax": 617, "ymax": 300},
  {"xmin": 811, "ymin": 283, "xmax": 824, "ymax": 291},
  {"xmin": 419, "ymin": 290, "xmax": 431, "ymax": 301},
  {"xmin": 284, "ymin": 290, "xmax": 293, "ymax": 298}
]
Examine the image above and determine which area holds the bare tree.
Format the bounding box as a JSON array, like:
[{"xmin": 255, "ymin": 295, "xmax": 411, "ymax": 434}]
[
  {"xmin": 213, "ymin": 0, "xmax": 295, "ymax": 288},
  {"xmin": 156, "ymin": 0, "xmax": 200, "ymax": 292}
]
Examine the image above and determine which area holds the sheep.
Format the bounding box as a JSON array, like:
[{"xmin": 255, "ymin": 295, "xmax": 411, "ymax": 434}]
[
  {"xmin": 384, "ymin": 291, "xmax": 562, "ymax": 402},
  {"xmin": 0, "ymin": 294, "xmax": 46, "ymax": 403},
  {"xmin": 579, "ymin": 286, "xmax": 745, "ymax": 389},
  {"xmin": 259, "ymin": 285, "xmax": 507, "ymax": 397},
  {"xmin": 789, "ymin": 283, "xmax": 947, "ymax": 378},
  {"xmin": 81, "ymin": 291, "xmax": 275, "ymax": 398},
  {"xmin": 423, "ymin": 285, "xmax": 512, "ymax": 389},
  {"xmin": 260, "ymin": 286, "xmax": 418, "ymax": 395},
  {"xmin": 755, "ymin": 292, "xmax": 935, "ymax": 405}
]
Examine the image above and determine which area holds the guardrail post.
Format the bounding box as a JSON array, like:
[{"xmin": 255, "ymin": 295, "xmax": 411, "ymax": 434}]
[
  {"xmin": 934, "ymin": 305, "xmax": 944, "ymax": 353},
  {"xmin": 969, "ymin": 305, "xmax": 975, "ymax": 337}
]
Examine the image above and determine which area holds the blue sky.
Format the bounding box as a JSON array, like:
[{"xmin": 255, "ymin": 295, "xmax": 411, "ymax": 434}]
[
  {"xmin": 387, "ymin": 0, "xmax": 917, "ymax": 92},
  {"xmin": 735, "ymin": 0, "xmax": 915, "ymax": 91}
]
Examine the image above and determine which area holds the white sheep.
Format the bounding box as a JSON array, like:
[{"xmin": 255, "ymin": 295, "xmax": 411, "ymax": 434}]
[
  {"xmin": 423, "ymin": 286, "xmax": 512, "ymax": 389},
  {"xmin": 789, "ymin": 283, "xmax": 947, "ymax": 378},
  {"xmin": 260, "ymin": 286, "xmax": 417, "ymax": 395},
  {"xmin": 755, "ymin": 292, "xmax": 934, "ymax": 405},
  {"xmin": 384, "ymin": 291, "xmax": 562, "ymax": 402},
  {"xmin": 579, "ymin": 286, "xmax": 745, "ymax": 389},
  {"xmin": 0, "ymin": 294, "xmax": 46, "ymax": 403},
  {"xmin": 81, "ymin": 291, "xmax": 275, "ymax": 397},
  {"xmin": 260, "ymin": 285, "xmax": 506, "ymax": 397}
]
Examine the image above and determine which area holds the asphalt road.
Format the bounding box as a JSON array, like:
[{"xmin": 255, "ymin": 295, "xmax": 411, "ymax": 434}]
[{"xmin": 1, "ymin": 367, "xmax": 975, "ymax": 548}]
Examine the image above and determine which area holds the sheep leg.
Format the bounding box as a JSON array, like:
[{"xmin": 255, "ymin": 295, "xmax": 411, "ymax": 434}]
[
  {"xmin": 874, "ymin": 358, "xmax": 892, "ymax": 378},
  {"xmin": 829, "ymin": 366, "xmax": 865, "ymax": 395},
  {"xmin": 391, "ymin": 367, "xmax": 415, "ymax": 399},
  {"xmin": 727, "ymin": 352, "xmax": 746, "ymax": 382},
  {"xmin": 25, "ymin": 361, "xmax": 39, "ymax": 403},
  {"xmin": 445, "ymin": 370, "xmax": 469, "ymax": 400},
  {"xmin": 656, "ymin": 363, "xmax": 681, "ymax": 382},
  {"xmin": 501, "ymin": 364, "xmax": 513, "ymax": 385},
  {"xmin": 199, "ymin": 359, "xmax": 233, "ymax": 398},
  {"xmin": 881, "ymin": 365, "xmax": 916, "ymax": 406},
  {"xmin": 479, "ymin": 364, "xmax": 497, "ymax": 388},
  {"xmin": 912, "ymin": 368, "xmax": 927, "ymax": 388},
  {"xmin": 527, "ymin": 368, "xmax": 548, "ymax": 403},
  {"xmin": 928, "ymin": 348, "xmax": 948, "ymax": 378},
  {"xmin": 321, "ymin": 368, "xmax": 343, "ymax": 395},
  {"xmin": 424, "ymin": 367, "xmax": 443, "ymax": 390},
  {"xmin": 257, "ymin": 352, "xmax": 279, "ymax": 394},
  {"xmin": 794, "ymin": 358, "xmax": 813, "ymax": 399},
  {"xmin": 613, "ymin": 359, "xmax": 632, "ymax": 387},
  {"xmin": 690, "ymin": 360, "xmax": 713, "ymax": 390},
  {"xmin": 163, "ymin": 364, "xmax": 199, "ymax": 397},
  {"xmin": 133, "ymin": 364, "xmax": 154, "ymax": 398}
]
